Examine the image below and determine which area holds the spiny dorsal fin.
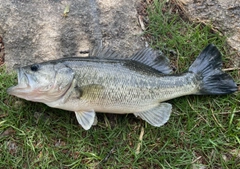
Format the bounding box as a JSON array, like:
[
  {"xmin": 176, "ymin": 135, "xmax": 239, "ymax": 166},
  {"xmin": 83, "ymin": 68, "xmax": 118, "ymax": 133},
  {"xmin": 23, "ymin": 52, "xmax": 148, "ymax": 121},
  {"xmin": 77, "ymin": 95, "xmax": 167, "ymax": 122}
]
[
  {"xmin": 89, "ymin": 46, "xmax": 126, "ymax": 59},
  {"xmin": 134, "ymin": 103, "xmax": 172, "ymax": 127},
  {"xmin": 131, "ymin": 48, "xmax": 172, "ymax": 74},
  {"xmin": 89, "ymin": 46, "xmax": 172, "ymax": 74}
]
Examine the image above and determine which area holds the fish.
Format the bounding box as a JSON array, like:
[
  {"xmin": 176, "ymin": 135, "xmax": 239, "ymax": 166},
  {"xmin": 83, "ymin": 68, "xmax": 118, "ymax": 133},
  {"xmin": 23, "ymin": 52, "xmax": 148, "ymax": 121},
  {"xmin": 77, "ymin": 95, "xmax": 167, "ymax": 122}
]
[{"xmin": 7, "ymin": 44, "xmax": 238, "ymax": 130}]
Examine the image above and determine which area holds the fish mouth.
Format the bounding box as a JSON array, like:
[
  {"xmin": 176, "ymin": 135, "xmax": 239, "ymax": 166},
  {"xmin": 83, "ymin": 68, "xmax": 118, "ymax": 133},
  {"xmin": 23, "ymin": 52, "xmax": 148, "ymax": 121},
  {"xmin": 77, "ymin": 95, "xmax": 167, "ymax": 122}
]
[{"xmin": 7, "ymin": 68, "xmax": 31, "ymax": 96}]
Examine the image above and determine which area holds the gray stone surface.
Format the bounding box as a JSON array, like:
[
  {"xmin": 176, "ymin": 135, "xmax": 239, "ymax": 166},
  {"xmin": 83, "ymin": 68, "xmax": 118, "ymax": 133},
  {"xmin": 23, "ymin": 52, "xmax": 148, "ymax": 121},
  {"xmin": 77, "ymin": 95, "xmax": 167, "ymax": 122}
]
[
  {"xmin": 0, "ymin": 0, "xmax": 144, "ymax": 69},
  {"xmin": 179, "ymin": 0, "xmax": 240, "ymax": 67}
]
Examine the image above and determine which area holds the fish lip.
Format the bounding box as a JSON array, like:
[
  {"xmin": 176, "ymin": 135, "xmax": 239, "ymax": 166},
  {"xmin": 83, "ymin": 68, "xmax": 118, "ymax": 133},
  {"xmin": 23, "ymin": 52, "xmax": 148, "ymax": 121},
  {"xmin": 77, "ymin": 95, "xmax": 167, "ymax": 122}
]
[{"xmin": 7, "ymin": 68, "xmax": 30, "ymax": 95}]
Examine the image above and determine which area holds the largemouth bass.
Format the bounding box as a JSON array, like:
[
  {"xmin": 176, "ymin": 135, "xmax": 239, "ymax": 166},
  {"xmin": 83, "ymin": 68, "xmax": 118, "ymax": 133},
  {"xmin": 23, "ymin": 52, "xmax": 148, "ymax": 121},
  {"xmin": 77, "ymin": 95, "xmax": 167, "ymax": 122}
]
[{"xmin": 7, "ymin": 44, "xmax": 238, "ymax": 130}]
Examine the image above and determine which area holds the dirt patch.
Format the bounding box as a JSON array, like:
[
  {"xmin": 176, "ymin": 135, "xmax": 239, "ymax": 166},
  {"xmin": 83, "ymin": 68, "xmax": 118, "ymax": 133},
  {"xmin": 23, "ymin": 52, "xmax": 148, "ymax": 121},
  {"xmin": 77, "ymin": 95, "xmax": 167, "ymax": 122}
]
[
  {"xmin": 0, "ymin": 0, "xmax": 144, "ymax": 69},
  {"xmin": 0, "ymin": 35, "xmax": 4, "ymax": 65},
  {"xmin": 176, "ymin": 0, "xmax": 240, "ymax": 67}
]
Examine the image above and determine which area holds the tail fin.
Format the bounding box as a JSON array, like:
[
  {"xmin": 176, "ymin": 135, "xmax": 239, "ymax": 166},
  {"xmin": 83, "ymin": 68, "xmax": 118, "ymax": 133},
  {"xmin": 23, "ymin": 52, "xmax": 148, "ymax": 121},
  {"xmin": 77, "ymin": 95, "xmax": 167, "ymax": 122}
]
[{"xmin": 189, "ymin": 44, "xmax": 237, "ymax": 95}]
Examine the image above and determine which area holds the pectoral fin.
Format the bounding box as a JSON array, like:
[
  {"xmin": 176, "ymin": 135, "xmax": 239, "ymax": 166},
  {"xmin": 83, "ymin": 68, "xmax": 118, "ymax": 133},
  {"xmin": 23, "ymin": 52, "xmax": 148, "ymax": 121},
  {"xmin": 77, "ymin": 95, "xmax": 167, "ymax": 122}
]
[
  {"xmin": 75, "ymin": 110, "xmax": 97, "ymax": 130},
  {"xmin": 134, "ymin": 103, "xmax": 172, "ymax": 127}
]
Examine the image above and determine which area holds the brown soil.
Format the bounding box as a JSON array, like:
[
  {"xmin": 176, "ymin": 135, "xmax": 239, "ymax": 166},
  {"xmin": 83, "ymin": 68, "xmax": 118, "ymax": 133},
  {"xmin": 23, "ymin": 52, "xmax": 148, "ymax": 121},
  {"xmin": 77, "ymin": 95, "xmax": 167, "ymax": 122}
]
[{"xmin": 0, "ymin": 35, "xmax": 4, "ymax": 65}]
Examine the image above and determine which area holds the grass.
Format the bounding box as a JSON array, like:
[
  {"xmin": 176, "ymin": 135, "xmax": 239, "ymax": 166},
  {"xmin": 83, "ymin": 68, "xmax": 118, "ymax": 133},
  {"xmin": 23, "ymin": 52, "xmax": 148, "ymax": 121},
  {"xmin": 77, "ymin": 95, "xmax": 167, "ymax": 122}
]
[{"xmin": 1, "ymin": 0, "xmax": 240, "ymax": 168}]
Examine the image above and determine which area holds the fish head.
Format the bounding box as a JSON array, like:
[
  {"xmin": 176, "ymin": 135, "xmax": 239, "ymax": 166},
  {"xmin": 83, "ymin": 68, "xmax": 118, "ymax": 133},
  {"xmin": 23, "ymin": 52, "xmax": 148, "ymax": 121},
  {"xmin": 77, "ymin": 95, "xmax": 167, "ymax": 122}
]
[{"xmin": 7, "ymin": 61, "xmax": 75, "ymax": 103}]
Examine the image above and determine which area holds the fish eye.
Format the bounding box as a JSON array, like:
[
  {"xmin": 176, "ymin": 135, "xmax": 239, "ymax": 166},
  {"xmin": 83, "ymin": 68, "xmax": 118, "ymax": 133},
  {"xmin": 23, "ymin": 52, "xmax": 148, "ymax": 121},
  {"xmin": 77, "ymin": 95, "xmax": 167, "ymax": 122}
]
[{"xmin": 30, "ymin": 64, "xmax": 40, "ymax": 72}]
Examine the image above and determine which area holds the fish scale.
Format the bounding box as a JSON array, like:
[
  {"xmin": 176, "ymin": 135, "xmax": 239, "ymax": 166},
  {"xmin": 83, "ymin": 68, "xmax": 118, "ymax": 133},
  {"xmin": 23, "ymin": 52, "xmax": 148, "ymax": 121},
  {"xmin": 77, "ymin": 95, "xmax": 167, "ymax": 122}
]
[
  {"xmin": 7, "ymin": 44, "xmax": 238, "ymax": 130},
  {"xmin": 62, "ymin": 61, "xmax": 197, "ymax": 113}
]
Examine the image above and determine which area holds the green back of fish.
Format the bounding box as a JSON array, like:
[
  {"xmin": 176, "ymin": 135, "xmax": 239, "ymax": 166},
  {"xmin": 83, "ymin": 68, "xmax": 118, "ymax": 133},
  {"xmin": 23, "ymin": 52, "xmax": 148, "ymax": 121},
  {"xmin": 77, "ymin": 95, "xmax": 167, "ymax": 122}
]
[{"xmin": 59, "ymin": 56, "xmax": 198, "ymax": 111}]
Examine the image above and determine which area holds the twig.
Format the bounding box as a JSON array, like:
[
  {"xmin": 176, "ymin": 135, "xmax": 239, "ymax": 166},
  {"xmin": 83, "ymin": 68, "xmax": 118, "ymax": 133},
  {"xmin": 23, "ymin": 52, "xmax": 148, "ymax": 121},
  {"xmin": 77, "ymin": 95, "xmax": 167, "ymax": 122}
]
[
  {"xmin": 146, "ymin": 0, "xmax": 151, "ymax": 4},
  {"xmin": 191, "ymin": 156, "xmax": 202, "ymax": 164},
  {"xmin": 211, "ymin": 109, "xmax": 225, "ymax": 131},
  {"xmin": 135, "ymin": 126, "xmax": 144, "ymax": 155},
  {"xmin": 223, "ymin": 67, "xmax": 240, "ymax": 71},
  {"xmin": 102, "ymin": 147, "xmax": 115, "ymax": 163},
  {"xmin": 218, "ymin": 110, "xmax": 240, "ymax": 115},
  {"xmin": 138, "ymin": 15, "xmax": 146, "ymax": 31},
  {"xmin": 104, "ymin": 114, "xmax": 111, "ymax": 129}
]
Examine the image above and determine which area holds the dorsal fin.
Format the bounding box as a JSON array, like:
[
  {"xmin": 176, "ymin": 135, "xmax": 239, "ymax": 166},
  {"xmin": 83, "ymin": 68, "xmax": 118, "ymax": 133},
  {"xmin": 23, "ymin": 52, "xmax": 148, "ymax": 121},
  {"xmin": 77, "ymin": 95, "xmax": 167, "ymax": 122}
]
[
  {"xmin": 89, "ymin": 46, "xmax": 172, "ymax": 74},
  {"xmin": 130, "ymin": 48, "xmax": 172, "ymax": 74},
  {"xmin": 89, "ymin": 46, "xmax": 126, "ymax": 59}
]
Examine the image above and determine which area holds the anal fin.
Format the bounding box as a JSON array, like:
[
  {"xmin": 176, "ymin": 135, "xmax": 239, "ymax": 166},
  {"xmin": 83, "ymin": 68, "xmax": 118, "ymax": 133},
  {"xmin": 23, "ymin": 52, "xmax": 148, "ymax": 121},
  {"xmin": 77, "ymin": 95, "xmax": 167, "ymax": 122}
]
[
  {"xmin": 134, "ymin": 103, "xmax": 172, "ymax": 127},
  {"xmin": 75, "ymin": 110, "xmax": 97, "ymax": 130}
]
